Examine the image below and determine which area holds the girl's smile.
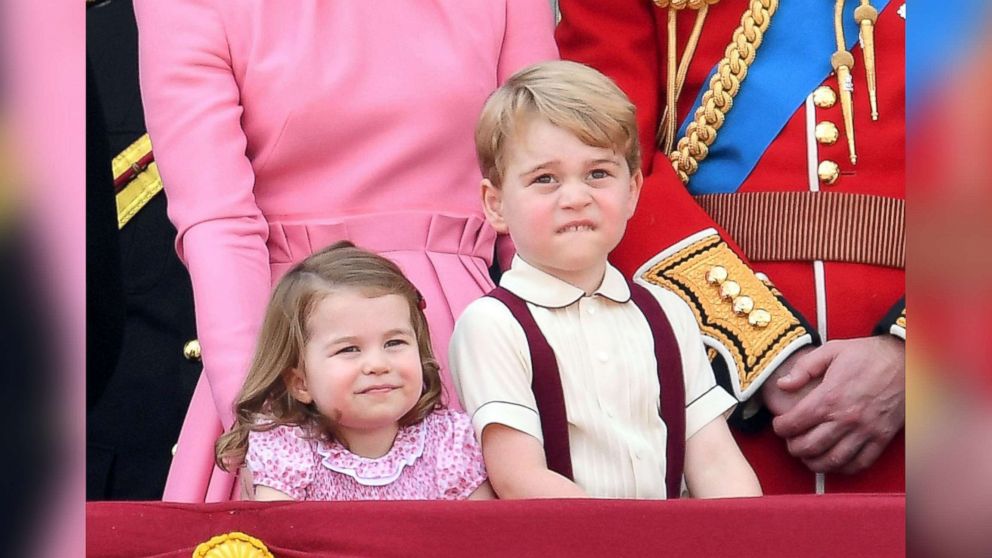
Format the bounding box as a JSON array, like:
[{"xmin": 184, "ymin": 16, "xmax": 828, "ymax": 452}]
[{"xmin": 288, "ymin": 289, "xmax": 424, "ymax": 458}]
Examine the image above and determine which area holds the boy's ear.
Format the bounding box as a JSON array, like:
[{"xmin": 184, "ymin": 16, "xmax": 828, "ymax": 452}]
[
  {"xmin": 286, "ymin": 368, "xmax": 313, "ymax": 404},
  {"xmin": 625, "ymin": 168, "xmax": 644, "ymax": 218},
  {"xmin": 481, "ymin": 179, "xmax": 509, "ymax": 234}
]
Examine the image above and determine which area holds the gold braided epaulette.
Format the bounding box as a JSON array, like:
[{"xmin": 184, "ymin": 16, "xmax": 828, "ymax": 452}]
[{"xmin": 636, "ymin": 230, "xmax": 811, "ymax": 399}]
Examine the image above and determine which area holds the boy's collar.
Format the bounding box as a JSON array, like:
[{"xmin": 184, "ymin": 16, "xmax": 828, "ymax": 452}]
[{"xmin": 500, "ymin": 255, "xmax": 631, "ymax": 309}]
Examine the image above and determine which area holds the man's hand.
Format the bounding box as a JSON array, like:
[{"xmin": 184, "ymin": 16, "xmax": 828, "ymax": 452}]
[{"xmin": 771, "ymin": 336, "xmax": 905, "ymax": 474}]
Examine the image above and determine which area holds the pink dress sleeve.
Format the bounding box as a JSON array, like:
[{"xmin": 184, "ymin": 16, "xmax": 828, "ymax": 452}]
[
  {"xmin": 493, "ymin": 0, "xmax": 559, "ymax": 268},
  {"xmin": 246, "ymin": 425, "xmax": 315, "ymax": 500},
  {"xmin": 497, "ymin": 0, "xmax": 560, "ymax": 83},
  {"xmin": 427, "ymin": 410, "xmax": 488, "ymax": 500},
  {"xmin": 134, "ymin": 0, "xmax": 272, "ymax": 428}
]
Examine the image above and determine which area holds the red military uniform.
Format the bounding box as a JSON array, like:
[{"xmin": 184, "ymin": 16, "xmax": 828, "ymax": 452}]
[{"xmin": 558, "ymin": 0, "xmax": 904, "ymax": 493}]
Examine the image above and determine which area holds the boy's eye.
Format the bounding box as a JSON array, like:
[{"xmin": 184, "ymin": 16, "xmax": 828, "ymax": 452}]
[
  {"xmin": 589, "ymin": 169, "xmax": 610, "ymax": 179},
  {"xmin": 532, "ymin": 174, "xmax": 556, "ymax": 185}
]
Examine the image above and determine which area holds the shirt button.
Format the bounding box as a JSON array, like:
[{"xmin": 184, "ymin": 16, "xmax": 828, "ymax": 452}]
[
  {"xmin": 597, "ymin": 351, "xmax": 609, "ymax": 362},
  {"xmin": 586, "ymin": 305, "xmax": 596, "ymax": 315}
]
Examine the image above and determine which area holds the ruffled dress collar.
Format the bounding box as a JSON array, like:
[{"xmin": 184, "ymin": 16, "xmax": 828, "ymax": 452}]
[{"xmin": 314, "ymin": 421, "xmax": 427, "ymax": 486}]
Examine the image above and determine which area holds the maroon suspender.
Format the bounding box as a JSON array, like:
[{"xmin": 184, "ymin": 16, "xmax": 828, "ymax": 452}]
[
  {"xmin": 628, "ymin": 282, "xmax": 686, "ymax": 499},
  {"xmin": 486, "ymin": 287, "xmax": 574, "ymax": 481},
  {"xmin": 486, "ymin": 282, "xmax": 686, "ymax": 498}
]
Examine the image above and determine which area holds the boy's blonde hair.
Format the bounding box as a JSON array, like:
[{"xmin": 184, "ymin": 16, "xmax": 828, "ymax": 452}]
[
  {"xmin": 215, "ymin": 241, "xmax": 443, "ymax": 472},
  {"xmin": 475, "ymin": 60, "xmax": 640, "ymax": 188}
]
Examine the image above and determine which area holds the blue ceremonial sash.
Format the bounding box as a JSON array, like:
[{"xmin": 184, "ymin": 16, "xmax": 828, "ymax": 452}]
[{"xmin": 678, "ymin": 0, "xmax": 892, "ymax": 194}]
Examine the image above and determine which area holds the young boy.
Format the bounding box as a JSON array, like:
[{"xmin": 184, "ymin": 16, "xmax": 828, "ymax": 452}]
[{"xmin": 449, "ymin": 61, "xmax": 761, "ymax": 499}]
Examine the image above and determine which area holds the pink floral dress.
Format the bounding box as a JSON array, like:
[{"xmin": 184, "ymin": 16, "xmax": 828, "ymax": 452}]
[{"xmin": 246, "ymin": 409, "xmax": 486, "ymax": 500}]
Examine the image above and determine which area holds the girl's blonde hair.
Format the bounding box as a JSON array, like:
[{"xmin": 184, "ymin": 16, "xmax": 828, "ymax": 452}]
[
  {"xmin": 475, "ymin": 60, "xmax": 641, "ymax": 188},
  {"xmin": 215, "ymin": 241, "xmax": 442, "ymax": 472}
]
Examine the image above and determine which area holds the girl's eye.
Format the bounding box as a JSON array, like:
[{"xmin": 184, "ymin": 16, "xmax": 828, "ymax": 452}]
[
  {"xmin": 385, "ymin": 339, "xmax": 409, "ymax": 348},
  {"xmin": 334, "ymin": 346, "xmax": 359, "ymax": 355}
]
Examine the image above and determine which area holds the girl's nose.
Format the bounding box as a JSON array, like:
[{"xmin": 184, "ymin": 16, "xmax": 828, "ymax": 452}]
[{"xmin": 362, "ymin": 350, "xmax": 390, "ymax": 375}]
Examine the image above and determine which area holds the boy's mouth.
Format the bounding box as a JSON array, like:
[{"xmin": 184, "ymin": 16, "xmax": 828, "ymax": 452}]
[{"xmin": 556, "ymin": 220, "xmax": 596, "ymax": 234}]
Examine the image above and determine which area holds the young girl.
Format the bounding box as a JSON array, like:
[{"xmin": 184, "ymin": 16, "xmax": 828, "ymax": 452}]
[{"xmin": 216, "ymin": 241, "xmax": 493, "ymax": 501}]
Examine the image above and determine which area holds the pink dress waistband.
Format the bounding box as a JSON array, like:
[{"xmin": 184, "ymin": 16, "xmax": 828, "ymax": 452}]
[{"xmin": 266, "ymin": 211, "xmax": 497, "ymax": 266}]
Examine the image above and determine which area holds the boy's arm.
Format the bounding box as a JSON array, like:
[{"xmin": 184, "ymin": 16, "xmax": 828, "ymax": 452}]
[
  {"xmin": 684, "ymin": 416, "xmax": 762, "ymax": 498},
  {"xmin": 451, "ymin": 298, "xmax": 586, "ymax": 499},
  {"xmin": 643, "ymin": 284, "xmax": 758, "ymax": 497},
  {"xmin": 482, "ymin": 424, "xmax": 587, "ymax": 499},
  {"xmin": 467, "ymin": 480, "xmax": 496, "ymax": 500}
]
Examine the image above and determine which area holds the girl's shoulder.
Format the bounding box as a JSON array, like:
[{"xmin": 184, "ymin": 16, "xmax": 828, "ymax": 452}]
[
  {"xmin": 246, "ymin": 422, "xmax": 318, "ymax": 499},
  {"xmin": 420, "ymin": 408, "xmax": 480, "ymax": 454},
  {"xmin": 247, "ymin": 422, "xmax": 314, "ymax": 457},
  {"xmin": 420, "ymin": 408, "xmax": 487, "ymax": 499},
  {"xmin": 422, "ymin": 407, "xmax": 473, "ymax": 435}
]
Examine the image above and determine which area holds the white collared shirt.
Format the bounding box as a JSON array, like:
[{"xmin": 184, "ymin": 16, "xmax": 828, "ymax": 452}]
[{"xmin": 449, "ymin": 256, "xmax": 735, "ymax": 498}]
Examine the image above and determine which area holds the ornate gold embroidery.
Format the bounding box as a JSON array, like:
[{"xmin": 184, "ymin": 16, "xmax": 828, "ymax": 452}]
[
  {"xmin": 193, "ymin": 532, "xmax": 273, "ymax": 558},
  {"xmin": 640, "ymin": 235, "xmax": 808, "ymax": 391}
]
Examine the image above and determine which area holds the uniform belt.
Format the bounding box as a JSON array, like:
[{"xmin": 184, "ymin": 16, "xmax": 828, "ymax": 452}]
[{"xmin": 694, "ymin": 191, "xmax": 904, "ymax": 269}]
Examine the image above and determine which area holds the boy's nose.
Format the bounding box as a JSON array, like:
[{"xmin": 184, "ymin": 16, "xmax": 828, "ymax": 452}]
[{"xmin": 559, "ymin": 180, "xmax": 593, "ymax": 209}]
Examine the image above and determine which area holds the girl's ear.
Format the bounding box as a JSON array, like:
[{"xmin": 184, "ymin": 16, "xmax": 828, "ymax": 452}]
[
  {"xmin": 481, "ymin": 179, "xmax": 508, "ymax": 234},
  {"xmin": 286, "ymin": 368, "xmax": 313, "ymax": 404}
]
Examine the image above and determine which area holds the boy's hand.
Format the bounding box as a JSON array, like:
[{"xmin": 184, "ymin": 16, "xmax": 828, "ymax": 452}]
[
  {"xmin": 761, "ymin": 347, "xmax": 819, "ymax": 417},
  {"xmin": 771, "ymin": 336, "xmax": 905, "ymax": 474}
]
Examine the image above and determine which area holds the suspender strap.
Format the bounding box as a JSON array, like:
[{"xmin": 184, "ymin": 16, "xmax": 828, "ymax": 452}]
[
  {"xmin": 628, "ymin": 282, "xmax": 686, "ymax": 499},
  {"xmin": 486, "ymin": 283, "xmax": 686, "ymax": 497},
  {"xmin": 486, "ymin": 287, "xmax": 574, "ymax": 480}
]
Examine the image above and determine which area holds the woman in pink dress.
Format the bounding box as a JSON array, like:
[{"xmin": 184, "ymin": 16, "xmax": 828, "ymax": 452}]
[{"xmin": 134, "ymin": 0, "xmax": 557, "ymax": 502}]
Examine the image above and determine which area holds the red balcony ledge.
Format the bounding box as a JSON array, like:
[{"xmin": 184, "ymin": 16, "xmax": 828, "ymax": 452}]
[{"xmin": 87, "ymin": 493, "xmax": 905, "ymax": 557}]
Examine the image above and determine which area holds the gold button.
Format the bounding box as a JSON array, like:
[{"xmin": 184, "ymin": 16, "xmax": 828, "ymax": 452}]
[
  {"xmin": 171, "ymin": 443, "xmax": 179, "ymax": 457},
  {"xmin": 706, "ymin": 266, "xmax": 728, "ymax": 285},
  {"xmin": 183, "ymin": 339, "xmax": 202, "ymax": 362},
  {"xmin": 817, "ymin": 160, "xmax": 841, "ymax": 185},
  {"xmin": 732, "ymin": 296, "xmax": 755, "ymax": 315},
  {"xmin": 812, "ymin": 86, "xmax": 837, "ymax": 108},
  {"xmin": 814, "ymin": 121, "xmax": 839, "ymax": 145},
  {"xmin": 748, "ymin": 309, "xmax": 772, "ymax": 328},
  {"xmin": 719, "ymin": 280, "xmax": 741, "ymax": 300}
]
